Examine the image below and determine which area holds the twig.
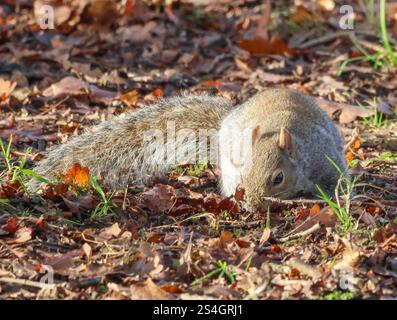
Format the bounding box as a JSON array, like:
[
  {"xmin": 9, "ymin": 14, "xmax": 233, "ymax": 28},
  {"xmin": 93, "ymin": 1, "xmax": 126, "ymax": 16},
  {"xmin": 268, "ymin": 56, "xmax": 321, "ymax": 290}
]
[
  {"xmin": 0, "ymin": 277, "xmax": 56, "ymax": 289},
  {"xmin": 298, "ymin": 31, "xmax": 352, "ymax": 49},
  {"xmin": 262, "ymin": 197, "xmax": 326, "ymax": 205},
  {"xmin": 278, "ymin": 223, "xmax": 322, "ymax": 242}
]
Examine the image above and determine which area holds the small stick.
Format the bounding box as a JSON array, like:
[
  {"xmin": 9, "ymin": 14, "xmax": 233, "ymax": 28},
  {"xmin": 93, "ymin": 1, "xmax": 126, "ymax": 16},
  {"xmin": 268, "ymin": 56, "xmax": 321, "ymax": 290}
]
[
  {"xmin": 298, "ymin": 31, "xmax": 352, "ymax": 49},
  {"xmin": 278, "ymin": 223, "xmax": 322, "ymax": 242},
  {"xmin": 0, "ymin": 277, "xmax": 56, "ymax": 289},
  {"xmin": 262, "ymin": 197, "xmax": 326, "ymax": 205}
]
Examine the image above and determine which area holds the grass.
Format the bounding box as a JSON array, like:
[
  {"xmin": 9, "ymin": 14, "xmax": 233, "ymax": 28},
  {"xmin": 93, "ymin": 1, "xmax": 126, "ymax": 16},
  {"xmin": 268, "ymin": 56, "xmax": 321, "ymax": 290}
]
[
  {"xmin": 0, "ymin": 136, "xmax": 55, "ymax": 190},
  {"xmin": 191, "ymin": 260, "xmax": 237, "ymax": 286},
  {"xmin": 338, "ymin": 0, "xmax": 397, "ymax": 76},
  {"xmin": 188, "ymin": 159, "xmax": 209, "ymax": 177},
  {"xmin": 175, "ymin": 159, "xmax": 209, "ymax": 177},
  {"xmin": 377, "ymin": 151, "xmax": 397, "ymax": 162},
  {"xmin": 380, "ymin": 0, "xmax": 397, "ymax": 66},
  {"xmin": 90, "ymin": 176, "xmax": 116, "ymax": 219},
  {"xmin": 360, "ymin": 99, "xmax": 386, "ymax": 128},
  {"xmin": 318, "ymin": 290, "xmax": 356, "ymax": 300},
  {"xmin": 316, "ymin": 155, "xmax": 356, "ymax": 235}
]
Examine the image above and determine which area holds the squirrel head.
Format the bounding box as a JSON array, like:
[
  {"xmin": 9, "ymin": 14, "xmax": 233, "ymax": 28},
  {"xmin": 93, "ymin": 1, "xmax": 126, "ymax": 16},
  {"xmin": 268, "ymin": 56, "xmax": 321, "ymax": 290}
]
[{"xmin": 243, "ymin": 126, "xmax": 301, "ymax": 207}]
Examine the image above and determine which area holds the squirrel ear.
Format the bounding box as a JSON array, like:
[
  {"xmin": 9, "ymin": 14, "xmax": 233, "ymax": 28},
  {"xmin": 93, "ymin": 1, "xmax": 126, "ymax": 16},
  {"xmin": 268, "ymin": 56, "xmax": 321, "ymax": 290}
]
[
  {"xmin": 252, "ymin": 125, "xmax": 262, "ymax": 146},
  {"xmin": 278, "ymin": 127, "xmax": 292, "ymax": 150}
]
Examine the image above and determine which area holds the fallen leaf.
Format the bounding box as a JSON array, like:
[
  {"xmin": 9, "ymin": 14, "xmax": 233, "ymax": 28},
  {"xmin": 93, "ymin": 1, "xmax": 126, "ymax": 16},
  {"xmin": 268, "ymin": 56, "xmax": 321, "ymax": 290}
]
[
  {"xmin": 310, "ymin": 204, "xmax": 321, "ymax": 216},
  {"xmin": 314, "ymin": 97, "xmax": 373, "ymax": 123},
  {"xmin": 118, "ymin": 90, "xmax": 139, "ymax": 108},
  {"xmin": 43, "ymin": 77, "xmax": 116, "ymax": 104},
  {"xmin": 45, "ymin": 250, "xmax": 79, "ymax": 272},
  {"xmin": 0, "ymin": 78, "xmax": 17, "ymax": 102},
  {"xmin": 130, "ymin": 278, "xmax": 172, "ymax": 300},
  {"xmin": 234, "ymin": 186, "xmax": 245, "ymax": 202},
  {"xmin": 99, "ymin": 223, "xmax": 121, "ymax": 240},
  {"xmin": 8, "ymin": 227, "xmax": 32, "ymax": 244},
  {"xmin": 219, "ymin": 230, "xmax": 233, "ymax": 249},
  {"xmin": 259, "ymin": 228, "xmax": 271, "ymax": 247},
  {"xmin": 239, "ymin": 36, "xmax": 294, "ymax": 56},
  {"xmin": 2, "ymin": 216, "xmax": 18, "ymax": 234},
  {"xmin": 63, "ymin": 163, "xmax": 90, "ymax": 188},
  {"xmin": 61, "ymin": 195, "xmax": 94, "ymax": 214},
  {"xmin": 287, "ymin": 258, "xmax": 322, "ymax": 280},
  {"xmin": 81, "ymin": 243, "xmax": 92, "ymax": 262},
  {"xmin": 142, "ymin": 184, "xmax": 176, "ymax": 213}
]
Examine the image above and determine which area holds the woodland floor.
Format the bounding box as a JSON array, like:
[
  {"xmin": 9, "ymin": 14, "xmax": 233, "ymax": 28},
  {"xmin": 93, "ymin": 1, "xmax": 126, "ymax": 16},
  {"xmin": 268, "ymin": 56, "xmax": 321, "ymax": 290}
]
[{"xmin": 0, "ymin": 0, "xmax": 397, "ymax": 300}]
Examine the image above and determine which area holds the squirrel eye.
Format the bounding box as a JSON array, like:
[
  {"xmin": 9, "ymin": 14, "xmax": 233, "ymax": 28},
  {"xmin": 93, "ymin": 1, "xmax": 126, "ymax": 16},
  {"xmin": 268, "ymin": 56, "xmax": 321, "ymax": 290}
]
[{"xmin": 273, "ymin": 170, "xmax": 284, "ymax": 185}]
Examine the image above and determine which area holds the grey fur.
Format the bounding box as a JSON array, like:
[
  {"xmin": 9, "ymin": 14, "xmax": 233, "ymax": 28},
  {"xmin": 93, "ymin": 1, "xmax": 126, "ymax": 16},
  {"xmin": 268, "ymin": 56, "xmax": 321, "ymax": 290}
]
[{"xmin": 33, "ymin": 89, "xmax": 346, "ymax": 208}]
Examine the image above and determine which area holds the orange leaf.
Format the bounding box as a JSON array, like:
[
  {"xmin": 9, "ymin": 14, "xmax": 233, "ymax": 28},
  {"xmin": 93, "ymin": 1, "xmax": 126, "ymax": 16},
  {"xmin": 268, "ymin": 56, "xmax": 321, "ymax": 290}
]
[
  {"xmin": 152, "ymin": 88, "xmax": 164, "ymax": 97},
  {"xmin": 239, "ymin": 36, "xmax": 294, "ymax": 56},
  {"xmin": 200, "ymin": 80, "xmax": 222, "ymax": 87},
  {"xmin": 147, "ymin": 234, "xmax": 164, "ymax": 243},
  {"xmin": 352, "ymin": 137, "xmax": 361, "ymax": 150},
  {"xmin": 161, "ymin": 284, "xmax": 184, "ymax": 294},
  {"xmin": 219, "ymin": 230, "xmax": 233, "ymax": 248},
  {"xmin": 118, "ymin": 90, "xmax": 139, "ymax": 108},
  {"xmin": 346, "ymin": 150, "xmax": 355, "ymax": 163},
  {"xmin": 310, "ymin": 204, "xmax": 321, "ymax": 216},
  {"xmin": 63, "ymin": 163, "xmax": 90, "ymax": 188}
]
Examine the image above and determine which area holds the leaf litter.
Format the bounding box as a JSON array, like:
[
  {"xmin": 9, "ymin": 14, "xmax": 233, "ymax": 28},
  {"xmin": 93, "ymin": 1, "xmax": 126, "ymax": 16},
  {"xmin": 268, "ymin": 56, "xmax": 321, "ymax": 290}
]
[{"xmin": 0, "ymin": 0, "xmax": 396, "ymax": 300}]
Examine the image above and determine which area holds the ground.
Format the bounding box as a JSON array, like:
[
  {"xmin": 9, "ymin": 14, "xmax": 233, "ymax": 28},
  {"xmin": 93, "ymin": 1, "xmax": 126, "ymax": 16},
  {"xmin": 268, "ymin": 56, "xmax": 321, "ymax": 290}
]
[{"xmin": 0, "ymin": 0, "xmax": 396, "ymax": 300}]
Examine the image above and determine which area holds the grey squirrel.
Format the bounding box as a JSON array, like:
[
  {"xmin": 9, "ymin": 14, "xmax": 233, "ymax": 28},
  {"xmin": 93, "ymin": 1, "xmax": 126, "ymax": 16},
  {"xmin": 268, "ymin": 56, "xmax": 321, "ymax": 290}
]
[{"xmin": 33, "ymin": 89, "xmax": 346, "ymax": 208}]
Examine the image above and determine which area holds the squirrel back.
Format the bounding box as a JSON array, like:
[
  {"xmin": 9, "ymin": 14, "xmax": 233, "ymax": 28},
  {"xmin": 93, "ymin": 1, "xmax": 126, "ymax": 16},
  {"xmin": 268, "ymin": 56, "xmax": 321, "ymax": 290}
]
[{"xmin": 34, "ymin": 94, "xmax": 232, "ymax": 188}]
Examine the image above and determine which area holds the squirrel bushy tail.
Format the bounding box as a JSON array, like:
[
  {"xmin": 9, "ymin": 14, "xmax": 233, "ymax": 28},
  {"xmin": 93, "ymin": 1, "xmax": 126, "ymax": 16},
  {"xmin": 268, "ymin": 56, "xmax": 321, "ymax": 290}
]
[{"xmin": 33, "ymin": 94, "xmax": 232, "ymax": 188}]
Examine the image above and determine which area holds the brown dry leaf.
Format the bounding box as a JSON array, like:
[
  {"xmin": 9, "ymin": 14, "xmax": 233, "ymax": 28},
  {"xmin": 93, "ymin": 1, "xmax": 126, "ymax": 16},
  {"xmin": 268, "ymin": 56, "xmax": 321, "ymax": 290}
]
[
  {"xmin": 61, "ymin": 195, "xmax": 94, "ymax": 214},
  {"xmin": 142, "ymin": 184, "xmax": 176, "ymax": 213},
  {"xmin": 283, "ymin": 206, "xmax": 336, "ymax": 240},
  {"xmin": 1, "ymin": 216, "xmax": 18, "ymax": 234},
  {"xmin": 373, "ymin": 222, "xmax": 397, "ymax": 244},
  {"xmin": 313, "ymin": 97, "xmax": 373, "ymax": 123},
  {"xmin": 259, "ymin": 228, "xmax": 271, "ymax": 247},
  {"xmin": 130, "ymin": 278, "xmax": 172, "ymax": 300},
  {"xmin": 120, "ymin": 21, "xmax": 156, "ymax": 43},
  {"xmin": 234, "ymin": 186, "xmax": 245, "ymax": 202},
  {"xmin": 219, "ymin": 230, "xmax": 233, "ymax": 249},
  {"xmin": 287, "ymin": 258, "xmax": 322, "ymax": 280},
  {"xmin": 7, "ymin": 227, "xmax": 32, "ymax": 244},
  {"xmin": 43, "ymin": 77, "xmax": 116, "ymax": 104},
  {"xmin": 99, "ymin": 223, "xmax": 122, "ymax": 240},
  {"xmin": 0, "ymin": 78, "xmax": 17, "ymax": 102},
  {"xmin": 81, "ymin": 243, "xmax": 92, "ymax": 262},
  {"xmin": 63, "ymin": 163, "xmax": 90, "ymax": 188},
  {"xmin": 84, "ymin": 0, "xmax": 119, "ymax": 26},
  {"xmin": 333, "ymin": 247, "xmax": 361, "ymax": 271},
  {"xmin": 292, "ymin": 5, "xmax": 313, "ymax": 23},
  {"xmin": 239, "ymin": 36, "xmax": 294, "ymax": 56},
  {"xmin": 129, "ymin": 243, "xmax": 164, "ymax": 278},
  {"xmin": 45, "ymin": 250, "xmax": 80, "ymax": 272},
  {"xmin": 312, "ymin": 207, "xmax": 337, "ymax": 227}
]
